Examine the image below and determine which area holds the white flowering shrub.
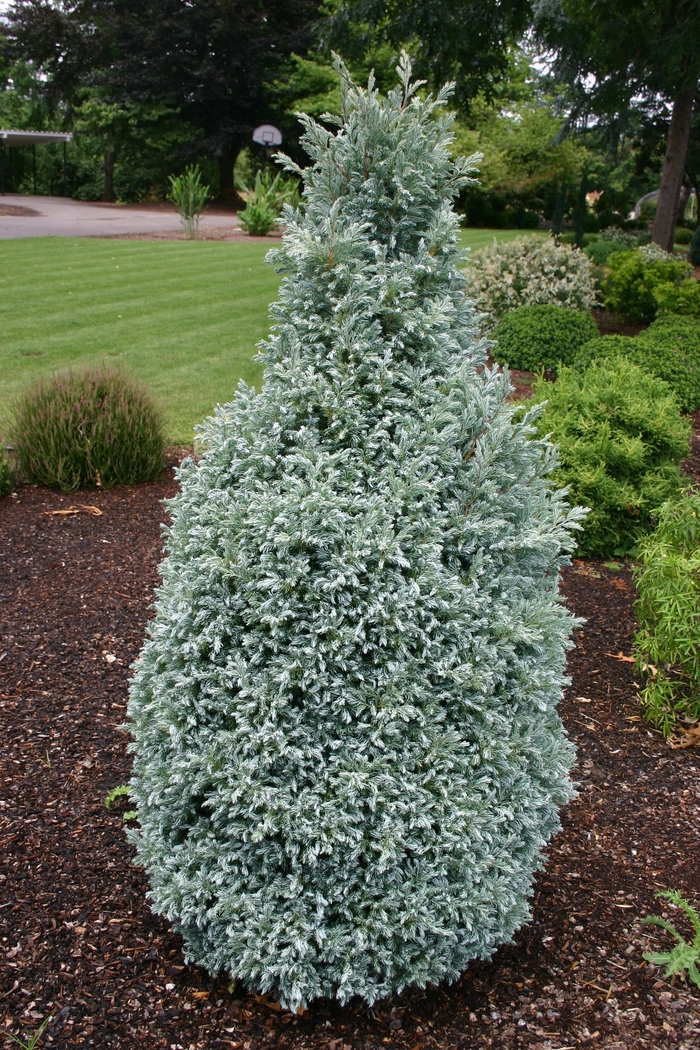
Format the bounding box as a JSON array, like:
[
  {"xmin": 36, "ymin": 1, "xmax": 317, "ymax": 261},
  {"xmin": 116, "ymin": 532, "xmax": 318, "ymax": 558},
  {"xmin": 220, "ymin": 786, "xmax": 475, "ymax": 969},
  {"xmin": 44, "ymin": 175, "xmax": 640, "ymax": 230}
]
[
  {"xmin": 638, "ymin": 242, "xmax": 673, "ymax": 263},
  {"xmin": 127, "ymin": 55, "xmax": 583, "ymax": 1012},
  {"xmin": 464, "ymin": 236, "xmax": 597, "ymax": 329}
]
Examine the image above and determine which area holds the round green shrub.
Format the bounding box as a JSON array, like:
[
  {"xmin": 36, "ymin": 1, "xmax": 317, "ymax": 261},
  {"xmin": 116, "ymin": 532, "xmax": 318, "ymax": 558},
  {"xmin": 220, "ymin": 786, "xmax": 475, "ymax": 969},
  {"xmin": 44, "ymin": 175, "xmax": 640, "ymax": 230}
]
[
  {"xmin": 533, "ymin": 358, "xmax": 690, "ymax": 557},
  {"xmin": 492, "ymin": 305, "xmax": 598, "ymax": 373},
  {"xmin": 603, "ymin": 249, "xmax": 692, "ymax": 324},
  {"xmin": 12, "ymin": 365, "xmax": 166, "ymax": 492},
  {"xmin": 674, "ymin": 227, "xmax": 693, "ymax": 245},
  {"xmin": 652, "ymin": 278, "xmax": 700, "ymax": 320},
  {"xmin": 584, "ymin": 239, "xmax": 628, "ymax": 266},
  {"xmin": 576, "ymin": 314, "xmax": 700, "ymax": 411}
]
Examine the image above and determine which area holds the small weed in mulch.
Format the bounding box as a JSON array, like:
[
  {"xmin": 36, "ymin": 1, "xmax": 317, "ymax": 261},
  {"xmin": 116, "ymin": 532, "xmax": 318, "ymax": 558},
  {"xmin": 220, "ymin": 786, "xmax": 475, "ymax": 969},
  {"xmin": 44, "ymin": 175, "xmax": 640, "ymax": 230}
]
[{"xmin": 1, "ymin": 449, "xmax": 699, "ymax": 1049}]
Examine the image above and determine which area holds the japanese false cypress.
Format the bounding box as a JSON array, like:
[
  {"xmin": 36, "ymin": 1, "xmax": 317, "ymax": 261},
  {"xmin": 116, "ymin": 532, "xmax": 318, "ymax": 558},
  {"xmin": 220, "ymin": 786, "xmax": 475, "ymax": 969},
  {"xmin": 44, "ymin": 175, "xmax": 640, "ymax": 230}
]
[{"xmin": 128, "ymin": 56, "xmax": 582, "ymax": 1010}]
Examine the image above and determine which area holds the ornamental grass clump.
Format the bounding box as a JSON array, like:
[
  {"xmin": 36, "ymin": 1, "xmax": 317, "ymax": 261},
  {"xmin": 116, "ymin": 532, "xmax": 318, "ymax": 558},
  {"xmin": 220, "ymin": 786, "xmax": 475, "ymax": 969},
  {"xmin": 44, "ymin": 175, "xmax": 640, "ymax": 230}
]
[
  {"xmin": 633, "ymin": 493, "xmax": 700, "ymax": 737},
  {"xmin": 463, "ymin": 236, "xmax": 596, "ymax": 329},
  {"xmin": 12, "ymin": 365, "xmax": 165, "ymax": 492},
  {"xmin": 0, "ymin": 449, "xmax": 15, "ymax": 497},
  {"xmin": 532, "ymin": 359, "xmax": 690, "ymax": 557},
  {"xmin": 128, "ymin": 55, "xmax": 584, "ymax": 1012}
]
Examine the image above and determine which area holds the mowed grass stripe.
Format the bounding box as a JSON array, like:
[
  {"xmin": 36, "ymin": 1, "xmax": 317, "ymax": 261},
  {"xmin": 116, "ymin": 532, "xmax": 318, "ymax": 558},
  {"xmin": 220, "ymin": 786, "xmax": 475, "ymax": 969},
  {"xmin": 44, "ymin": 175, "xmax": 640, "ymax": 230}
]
[
  {"xmin": 1, "ymin": 238, "xmax": 278, "ymax": 445},
  {"xmin": 1, "ymin": 229, "xmax": 543, "ymax": 445}
]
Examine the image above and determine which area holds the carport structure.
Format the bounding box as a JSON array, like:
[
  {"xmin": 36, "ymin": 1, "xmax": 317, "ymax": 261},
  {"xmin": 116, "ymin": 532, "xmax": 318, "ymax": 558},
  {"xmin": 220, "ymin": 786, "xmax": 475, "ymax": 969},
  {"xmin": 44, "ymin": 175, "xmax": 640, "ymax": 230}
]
[{"xmin": 0, "ymin": 129, "xmax": 72, "ymax": 195}]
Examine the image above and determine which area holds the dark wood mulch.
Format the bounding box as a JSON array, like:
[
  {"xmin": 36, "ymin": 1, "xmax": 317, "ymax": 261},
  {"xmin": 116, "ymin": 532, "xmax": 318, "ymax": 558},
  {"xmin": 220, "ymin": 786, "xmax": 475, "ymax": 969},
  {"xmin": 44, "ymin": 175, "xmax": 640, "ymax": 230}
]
[
  {"xmin": 1, "ymin": 445, "xmax": 700, "ymax": 1050},
  {"xmin": 0, "ymin": 204, "xmax": 41, "ymax": 218},
  {"xmin": 590, "ymin": 309, "xmax": 646, "ymax": 339}
]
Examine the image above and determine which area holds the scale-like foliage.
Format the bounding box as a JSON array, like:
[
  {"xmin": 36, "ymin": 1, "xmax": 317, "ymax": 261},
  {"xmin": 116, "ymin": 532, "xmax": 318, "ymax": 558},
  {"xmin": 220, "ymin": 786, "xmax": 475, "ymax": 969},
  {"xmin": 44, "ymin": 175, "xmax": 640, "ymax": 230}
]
[{"xmin": 128, "ymin": 55, "xmax": 583, "ymax": 1010}]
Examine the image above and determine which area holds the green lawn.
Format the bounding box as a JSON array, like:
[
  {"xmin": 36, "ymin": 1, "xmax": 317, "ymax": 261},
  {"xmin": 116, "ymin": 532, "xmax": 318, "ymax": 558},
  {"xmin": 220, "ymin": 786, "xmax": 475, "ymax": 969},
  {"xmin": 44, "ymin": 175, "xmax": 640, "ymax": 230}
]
[{"xmin": 1, "ymin": 228, "xmax": 544, "ymax": 445}]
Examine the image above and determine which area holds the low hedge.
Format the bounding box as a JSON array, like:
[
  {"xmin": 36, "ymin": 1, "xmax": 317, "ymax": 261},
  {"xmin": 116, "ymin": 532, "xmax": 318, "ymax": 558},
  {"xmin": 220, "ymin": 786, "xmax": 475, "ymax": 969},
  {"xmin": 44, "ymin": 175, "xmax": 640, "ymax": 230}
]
[
  {"xmin": 576, "ymin": 314, "xmax": 700, "ymax": 411},
  {"xmin": 533, "ymin": 358, "xmax": 690, "ymax": 557},
  {"xmin": 492, "ymin": 305, "xmax": 598, "ymax": 373}
]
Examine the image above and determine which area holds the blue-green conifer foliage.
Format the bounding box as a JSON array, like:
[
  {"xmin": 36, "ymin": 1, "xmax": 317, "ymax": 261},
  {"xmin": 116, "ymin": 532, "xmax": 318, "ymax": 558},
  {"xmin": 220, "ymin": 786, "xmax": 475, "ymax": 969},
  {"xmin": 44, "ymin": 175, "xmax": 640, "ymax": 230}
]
[{"xmin": 128, "ymin": 56, "xmax": 583, "ymax": 1011}]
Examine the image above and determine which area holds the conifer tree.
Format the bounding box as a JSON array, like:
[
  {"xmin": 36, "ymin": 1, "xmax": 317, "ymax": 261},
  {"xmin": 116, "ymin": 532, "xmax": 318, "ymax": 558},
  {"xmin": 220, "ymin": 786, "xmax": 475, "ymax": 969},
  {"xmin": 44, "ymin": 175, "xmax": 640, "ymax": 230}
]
[{"xmin": 128, "ymin": 55, "xmax": 584, "ymax": 1011}]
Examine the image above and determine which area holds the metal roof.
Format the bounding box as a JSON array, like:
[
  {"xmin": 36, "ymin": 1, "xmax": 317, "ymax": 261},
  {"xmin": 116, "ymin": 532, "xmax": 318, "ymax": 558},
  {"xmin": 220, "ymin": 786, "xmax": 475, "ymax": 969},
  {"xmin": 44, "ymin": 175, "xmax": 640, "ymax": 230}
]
[{"xmin": 0, "ymin": 130, "xmax": 72, "ymax": 146}]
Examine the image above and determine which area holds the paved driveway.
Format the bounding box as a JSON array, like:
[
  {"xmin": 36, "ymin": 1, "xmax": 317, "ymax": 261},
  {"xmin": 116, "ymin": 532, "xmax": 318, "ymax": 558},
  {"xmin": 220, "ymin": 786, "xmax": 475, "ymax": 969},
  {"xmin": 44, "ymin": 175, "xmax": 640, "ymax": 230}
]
[{"xmin": 0, "ymin": 194, "xmax": 240, "ymax": 239}]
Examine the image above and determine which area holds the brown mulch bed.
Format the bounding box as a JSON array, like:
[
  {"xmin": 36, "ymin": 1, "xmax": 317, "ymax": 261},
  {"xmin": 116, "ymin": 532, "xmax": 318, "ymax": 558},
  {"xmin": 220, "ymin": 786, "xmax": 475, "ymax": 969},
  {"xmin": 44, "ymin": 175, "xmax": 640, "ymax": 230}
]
[
  {"xmin": 101, "ymin": 227, "xmax": 283, "ymax": 243},
  {"xmin": 591, "ymin": 309, "xmax": 646, "ymax": 339},
  {"xmin": 1, "ymin": 445, "xmax": 700, "ymax": 1050},
  {"xmin": 0, "ymin": 204, "xmax": 41, "ymax": 217}
]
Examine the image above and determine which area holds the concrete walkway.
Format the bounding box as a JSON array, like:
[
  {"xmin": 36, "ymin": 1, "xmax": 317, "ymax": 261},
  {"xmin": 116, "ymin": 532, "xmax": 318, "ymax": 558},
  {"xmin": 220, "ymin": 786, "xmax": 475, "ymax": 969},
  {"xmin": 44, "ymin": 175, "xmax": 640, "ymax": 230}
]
[{"xmin": 0, "ymin": 194, "xmax": 240, "ymax": 239}]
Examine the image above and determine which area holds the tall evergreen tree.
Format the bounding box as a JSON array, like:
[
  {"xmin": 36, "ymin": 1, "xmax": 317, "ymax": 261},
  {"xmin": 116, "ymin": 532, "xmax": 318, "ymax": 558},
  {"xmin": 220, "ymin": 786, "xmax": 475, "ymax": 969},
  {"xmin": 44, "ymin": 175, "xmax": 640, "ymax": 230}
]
[
  {"xmin": 3, "ymin": 0, "xmax": 319, "ymax": 196},
  {"xmin": 128, "ymin": 55, "xmax": 583, "ymax": 1010},
  {"xmin": 534, "ymin": 0, "xmax": 700, "ymax": 251}
]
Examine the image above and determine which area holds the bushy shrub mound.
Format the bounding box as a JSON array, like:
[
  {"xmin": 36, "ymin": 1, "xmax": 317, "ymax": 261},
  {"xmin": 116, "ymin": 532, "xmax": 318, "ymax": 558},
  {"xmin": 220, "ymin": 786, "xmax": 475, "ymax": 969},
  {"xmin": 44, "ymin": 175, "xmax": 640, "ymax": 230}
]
[
  {"xmin": 603, "ymin": 249, "xmax": 692, "ymax": 324},
  {"xmin": 0, "ymin": 450, "xmax": 15, "ymax": 497},
  {"xmin": 492, "ymin": 305, "xmax": 597, "ymax": 373},
  {"xmin": 634, "ymin": 492, "xmax": 700, "ymax": 737},
  {"xmin": 584, "ymin": 229, "xmax": 639, "ymax": 266},
  {"xmin": 12, "ymin": 365, "xmax": 165, "ymax": 492},
  {"xmin": 533, "ymin": 359, "xmax": 690, "ymax": 557},
  {"xmin": 463, "ymin": 236, "xmax": 596, "ymax": 329},
  {"xmin": 674, "ymin": 227, "xmax": 694, "ymax": 246},
  {"xmin": 576, "ymin": 315, "xmax": 700, "ymax": 411},
  {"xmin": 653, "ymin": 278, "xmax": 700, "ymax": 319},
  {"xmin": 128, "ymin": 57, "xmax": 582, "ymax": 1011}
]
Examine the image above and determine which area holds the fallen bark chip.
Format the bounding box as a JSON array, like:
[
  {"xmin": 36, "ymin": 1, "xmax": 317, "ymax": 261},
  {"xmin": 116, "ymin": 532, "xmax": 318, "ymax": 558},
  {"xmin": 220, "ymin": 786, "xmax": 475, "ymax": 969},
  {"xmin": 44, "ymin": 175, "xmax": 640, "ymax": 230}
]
[{"xmin": 46, "ymin": 504, "xmax": 103, "ymax": 517}]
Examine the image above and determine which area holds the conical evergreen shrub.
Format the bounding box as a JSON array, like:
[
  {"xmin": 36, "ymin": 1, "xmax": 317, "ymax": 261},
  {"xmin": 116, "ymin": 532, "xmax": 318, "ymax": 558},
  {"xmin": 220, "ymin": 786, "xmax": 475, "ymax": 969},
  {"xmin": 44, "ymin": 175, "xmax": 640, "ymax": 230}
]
[{"xmin": 128, "ymin": 56, "xmax": 584, "ymax": 1011}]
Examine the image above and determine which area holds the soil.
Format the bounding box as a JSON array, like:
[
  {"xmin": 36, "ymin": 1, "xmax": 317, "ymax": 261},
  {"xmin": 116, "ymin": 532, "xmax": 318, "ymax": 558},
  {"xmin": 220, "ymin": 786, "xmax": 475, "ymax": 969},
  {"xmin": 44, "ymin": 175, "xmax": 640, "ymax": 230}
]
[
  {"xmin": 1, "ymin": 436, "xmax": 700, "ymax": 1050},
  {"xmin": 0, "ymin": 204, "xmax": 41, "ymax": 217},
  {"xmin": 105, "ymin": 227, "xmax": 283, "ymax": 243}
]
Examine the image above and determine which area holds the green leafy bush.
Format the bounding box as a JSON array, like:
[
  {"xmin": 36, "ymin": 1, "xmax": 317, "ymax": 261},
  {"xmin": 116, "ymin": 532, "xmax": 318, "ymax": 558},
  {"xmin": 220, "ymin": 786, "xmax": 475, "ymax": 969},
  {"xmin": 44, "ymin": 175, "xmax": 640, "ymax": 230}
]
[
  {"xmin": 237, "ymin": 169, "xmax": 300, "ymax": 236},
  {"xmin": 0, "ymin": 449, "xmax": 15, "ymax": 497},
  {"xmin": 463, "ymin": 236, "xmax": 597, "ymax": 328},
  {"xmin": 584, "ymin": 228, "xmax": 638, "ymax": 266},
  {"xmin": 653, "ymin": 278, "xmax": 700, "ymax": 319},
  {"xmin": 690, "ymin": 224, "xmax": 700, "ymax": 266},
  {"xmin": 603, "ymin": 249, "xmax": 692, "ymax": 324},
  {"xmin": 584, "ymin": 239, "xmax": 628, "ymax": 265},
  {"xmin": 533, "ymin": 359, "xmax": 690, "ymax": 556},
  {"xmin": 128, "ymin": 56, "xmax": 582, "ymax": 1011},
  {"xmin": 576, "ymin": 315, "xmax": 700, "ymax": 411},
  {"xmin": 12, "ymin": 365, "xmax": 165, "ymax": 492},
  {"xmin": 633, "ymin": 493, "xmax": 700, "ymax": 736},
  {"xmin": 169, "ymin": 165, "xmax": 209, "ymax": 240},
  {"xmin": 492, "ymin": 305, "xmax": 598, "ymax": 373},
  {"xmin": 674, "ymin": 227, "xmax": 693, "ymax": 246}
]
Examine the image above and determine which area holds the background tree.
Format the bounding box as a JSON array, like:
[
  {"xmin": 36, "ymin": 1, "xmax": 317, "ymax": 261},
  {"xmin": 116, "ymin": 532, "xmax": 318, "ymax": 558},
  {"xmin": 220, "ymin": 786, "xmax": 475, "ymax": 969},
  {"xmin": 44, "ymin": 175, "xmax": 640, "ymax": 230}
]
[
  {"xmin": 2, "ymin": 0, "xmax": 321, "ymax": 198},
  {"xmin": 324, "ymin": 0, "xmax": 532, "ymax": 109},
  {"xmin": 534, "ymin": 0, "xmax": 700, "ymax": 250}
]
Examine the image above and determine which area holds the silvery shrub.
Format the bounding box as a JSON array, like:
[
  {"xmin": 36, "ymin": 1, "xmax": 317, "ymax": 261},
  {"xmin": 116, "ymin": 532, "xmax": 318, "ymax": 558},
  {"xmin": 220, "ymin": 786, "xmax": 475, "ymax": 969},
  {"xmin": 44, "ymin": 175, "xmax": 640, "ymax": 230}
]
[{"xmin": 128, "ymin": 55, "xmax": 584, "ymax": 1011}]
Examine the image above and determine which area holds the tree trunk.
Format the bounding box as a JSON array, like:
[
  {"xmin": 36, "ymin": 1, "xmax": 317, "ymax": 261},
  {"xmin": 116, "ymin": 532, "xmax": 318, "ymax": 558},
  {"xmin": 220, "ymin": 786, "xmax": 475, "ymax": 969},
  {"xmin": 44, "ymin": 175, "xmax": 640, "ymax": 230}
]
[
  {"xmin": 218, "ymin": 143, "xmax": 240, "ymax": 201},
  {"xmin": 102, "ymin": 128, "xmax": 115, "ymax": 203},
  {"xmin": 652, "ymin": 87, "xmax": 695, "ymax": 251}
]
